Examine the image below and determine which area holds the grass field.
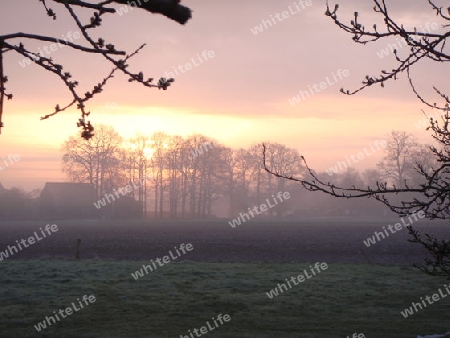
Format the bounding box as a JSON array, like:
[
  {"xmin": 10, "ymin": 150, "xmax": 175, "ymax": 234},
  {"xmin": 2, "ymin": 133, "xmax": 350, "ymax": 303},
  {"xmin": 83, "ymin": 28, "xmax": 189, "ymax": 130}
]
[{"xmin": 1, "ymin": 260, "xmax": 450, "ymax": 337}]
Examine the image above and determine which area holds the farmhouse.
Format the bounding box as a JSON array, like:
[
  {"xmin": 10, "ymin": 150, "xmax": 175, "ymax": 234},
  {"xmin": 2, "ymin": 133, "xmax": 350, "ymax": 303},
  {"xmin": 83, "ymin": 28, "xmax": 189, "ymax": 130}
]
[{"xmin": 40, "ymin": 182, "xmax": 97, "ymax": 219}]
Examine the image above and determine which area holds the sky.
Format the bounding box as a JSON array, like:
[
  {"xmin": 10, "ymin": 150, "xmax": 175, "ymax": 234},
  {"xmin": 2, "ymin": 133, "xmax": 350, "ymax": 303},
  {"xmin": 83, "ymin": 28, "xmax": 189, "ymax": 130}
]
[{"xmin": 0, "ymin": 0, "xmax": 447, "ymax": 190}]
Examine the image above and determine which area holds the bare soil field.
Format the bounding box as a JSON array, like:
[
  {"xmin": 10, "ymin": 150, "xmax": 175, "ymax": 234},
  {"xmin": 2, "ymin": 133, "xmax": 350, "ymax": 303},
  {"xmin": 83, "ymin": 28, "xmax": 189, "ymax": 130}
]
[
  {"xmin": 2, "ymin": 219, "xmax": 450, "ymax": 337},
  {"xmin": 1, "ymin": 218, "xmax": 448, "ymax": 265}
]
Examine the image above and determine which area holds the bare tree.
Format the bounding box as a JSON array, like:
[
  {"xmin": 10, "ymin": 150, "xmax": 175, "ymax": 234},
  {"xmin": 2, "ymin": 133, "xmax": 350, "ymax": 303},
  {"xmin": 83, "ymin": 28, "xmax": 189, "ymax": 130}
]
[
  {"xmin": 231, "ymin": 148, "xmax": 256, "ymax": 212},
  {"xmin": 247, "ymin": 144, "xmax": 266, "ymax": 207},
  {"xmin": 362, "ymin": 168, "xmax": 383, "ymax": 188},
  {"xmin": 122, "ymin": 134, "xmax": 151, "ymax": 215},
  {"xmin": 144, "ymin": 133, "xmax": 229, "ymax": 218},
  {"xmin": 0, "ymin": 0, "xmax": 192, "ymax": 138},
  {"xmin": 62, "ymin": 124, "xmax": 124, "ymax": 197},
  {"xmin": 377, "ymin": 131, "xmax": 418, "ymax": 187},
  {"xmin": 262, "ymin": 142, "xmax": 304, "ymax": 216},
  {"xmin": 165, "ymin": 135, "xmax": 184, "ymax": 217},
  {"xmin": 221, "ymin": 148, "xmax": 239, "ymax": 217},
  {"xmin": 408, "ymin": 143, "xmax": 438, "ymax": 186},
  {"xmin": 264, "ymin": 0, "xmax": 450, "ymax": 276},
  {"xmin": 148, "ymin": 132, "xmax": 169, "ymax": 218}
]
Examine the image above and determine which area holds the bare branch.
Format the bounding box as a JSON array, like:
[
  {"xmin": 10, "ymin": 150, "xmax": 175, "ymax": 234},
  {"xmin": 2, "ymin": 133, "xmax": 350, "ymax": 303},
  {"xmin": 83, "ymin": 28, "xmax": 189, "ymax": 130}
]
[
  {"xmin": 0, "ymin": 0, "xmax": 190, "ymax": 138},
  {"xmin": 326, "ymin": 0, "xmax": 450, "ymax": 105},
  {"xmin": 2, "ymin": 32, "xmax": 125, "ymax": 55}
]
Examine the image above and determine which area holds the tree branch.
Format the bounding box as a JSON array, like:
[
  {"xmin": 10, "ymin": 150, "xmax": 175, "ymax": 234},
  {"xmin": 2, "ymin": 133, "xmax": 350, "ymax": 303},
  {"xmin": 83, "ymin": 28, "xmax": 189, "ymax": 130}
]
[
  {"xmin": 326, "ymin": 0, "xmax": 450, "ymax": 105},
  {"xmin": 1, "ymin": 32, "xmax": 125, "ymax": 55},
  {"xmin": 0, "ymin": 0, "xmax": 186, "ymax": 138},
  {"xmin": 53, "ymin": 0, "xmax": 116, "ymax": 13},
  {"xmin": 0, "ymin": 44, "xmax": 4, "ymax": 135},
  {"xmin": 113, "ymin": 0, "xmax": 192, "ymax": 25}
]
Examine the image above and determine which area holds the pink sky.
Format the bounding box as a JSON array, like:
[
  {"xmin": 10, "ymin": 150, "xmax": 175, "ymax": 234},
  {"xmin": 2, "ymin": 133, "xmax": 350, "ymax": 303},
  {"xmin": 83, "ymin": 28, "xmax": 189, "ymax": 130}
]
[{"xmin": 0, "ymin": 0, "xmax": 445, "ymax": 190}]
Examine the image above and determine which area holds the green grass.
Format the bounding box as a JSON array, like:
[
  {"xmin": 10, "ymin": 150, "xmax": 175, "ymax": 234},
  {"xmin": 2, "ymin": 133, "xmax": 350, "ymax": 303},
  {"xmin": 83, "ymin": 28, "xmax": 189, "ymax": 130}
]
[{"xmin": 1, "ymin": 260, "xmax": 450, "ymax": 337}]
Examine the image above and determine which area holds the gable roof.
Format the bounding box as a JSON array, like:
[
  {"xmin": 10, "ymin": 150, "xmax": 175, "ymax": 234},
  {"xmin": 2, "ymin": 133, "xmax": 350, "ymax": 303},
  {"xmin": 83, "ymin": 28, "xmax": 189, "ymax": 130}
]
[{"xmin": 41, "ymin": 182, "xmax": 96, "ymax": 207}]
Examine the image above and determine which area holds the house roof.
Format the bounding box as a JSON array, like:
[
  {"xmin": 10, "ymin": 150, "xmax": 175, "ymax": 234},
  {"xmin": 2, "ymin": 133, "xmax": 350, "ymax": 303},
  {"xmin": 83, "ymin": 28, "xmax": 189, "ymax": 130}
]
[
  {"xmin": 0, "ymin": 182, "xmax": 6, "ymax": 194},
  {"xmin": 41, "ymin": 182, "xmax": 97, "ymax": 207}
]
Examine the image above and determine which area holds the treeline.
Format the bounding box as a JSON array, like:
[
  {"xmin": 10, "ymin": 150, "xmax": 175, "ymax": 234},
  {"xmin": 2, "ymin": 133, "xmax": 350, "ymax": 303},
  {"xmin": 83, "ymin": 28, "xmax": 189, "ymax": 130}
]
[
  {"xmin": 0, "ymin": 186, "xmax": 41, "ymax": 220},
  {"xmin": 62, "ymin": 125, "xmax": 304, "ymax": 218},
  {"xmin": 60, "ymin": 126, "xmax": 433, "ymax": 219}
]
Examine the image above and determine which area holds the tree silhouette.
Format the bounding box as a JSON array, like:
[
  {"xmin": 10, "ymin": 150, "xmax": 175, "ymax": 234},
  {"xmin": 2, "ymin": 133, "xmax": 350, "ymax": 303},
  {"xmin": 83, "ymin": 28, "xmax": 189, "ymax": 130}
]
[
  {"xmin": 264, "ymin": 0, "xmax": 450, "ymax": 276},
  {"xmin": 376, "ymin": 131, "xmax": 418, "ymax": 188},
  {"xmin": 325, "ymin": 0, "xmax": 449, "ymax": 108},
  {"xmin": 0, "ymin": 0, "xmax": 192, "ymax": 139},
  {"xmin": 62, "ymin": 124, "xmax": 124, "ymax": 197}
]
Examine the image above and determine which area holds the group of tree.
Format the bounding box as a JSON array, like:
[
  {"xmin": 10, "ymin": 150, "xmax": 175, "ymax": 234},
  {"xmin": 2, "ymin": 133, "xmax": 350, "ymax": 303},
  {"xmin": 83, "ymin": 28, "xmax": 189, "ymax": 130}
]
[
  {"xmin": 0, "ymin": 185, "xmax": 40, "ymax": 220},
  {"xmin": 61, "ymin": 125, "xmax": 305, "ymax": 218},
  {"xmin": 60, "ymin": 124, "xmax": 434, "ymax": 219}
]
